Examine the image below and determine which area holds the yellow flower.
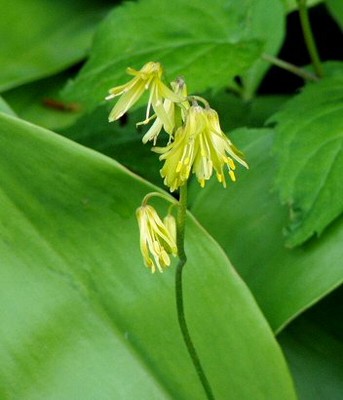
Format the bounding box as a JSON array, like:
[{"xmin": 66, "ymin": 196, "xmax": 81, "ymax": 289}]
[
  {"xmin": 155, "ymin": 106, "xmax": 248, "ymax": 191},
  {"xmin": 141, "ymin": 77, "xmax": 189, "ymax": 145},
  {"xmin": 136, "ymin": 205, "xmax": 177, "ymax": 273},
  {"xmin": 106, "ymin": 62, "xmax": 183, "ymax": 133}
]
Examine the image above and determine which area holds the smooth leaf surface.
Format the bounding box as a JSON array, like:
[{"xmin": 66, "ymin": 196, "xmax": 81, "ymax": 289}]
[
  {"xmin": 269, "ymin": 73, "xmax": 343, "ymax": 247},
  {"xmin": 0, "ymin": 0, "xmax": 109, "ymax": 91},
  {"xmin": 3, "ymin": 71, "xmax": 83, "ymax": 130},
  {"xmin": 0, "ymin": 113, "xmax": 296, "ymax": 399},
  {"xmin": 62, "ymin": 104, "xmax": 163, "ymax": 187},
  {"xmin": 279, "ymin": 286, "xmax": 343, "ymax": 399},
  {"xmin": 241, "ymin": 0, "xmax": 285, "ymax": 98},
  {"xmin": 63, "ymin": 0, "xmax": 262, "ymax": 110},
  {"xmin": 190, "ymin": 128, "xmax": 343, "ymax": 332},
  {"xmin": 0, "ymin": 97, "xmax": 16, "ymax": 117}
]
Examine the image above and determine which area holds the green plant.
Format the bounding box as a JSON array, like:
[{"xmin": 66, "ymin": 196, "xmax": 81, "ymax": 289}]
[{"xmin": 1, "ymin": 0, "xmax": 342, "ymax": 399}]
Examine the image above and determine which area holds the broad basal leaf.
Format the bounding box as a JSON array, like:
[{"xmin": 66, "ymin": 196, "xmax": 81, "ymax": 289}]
[
  {"xmin": 3, "ymin": 70, "xmax": 83, "ymax": 130},
  {"xmin": 63, "ymin": 0, "xmax": 262, "ymax": 110},
  {"xmin": 0, "ymin": 113, "xmax": 296, "ymax": 399},
  {"xmin": 0, "ymin": 97, "xmax": 16, "ymax": 117},
  {"xmin": 269, "ymin": 71, "xmax": 343, "ymax": 247},
  {"xmin": 0, "ymin": 0, "xmax": 109, "ymax": 91},
  {"xmin": 279, "ymin": 286, "xmax": 343, "ymax": 400},
  {"xmin": 62, "ymin": 104, "xmax": 163, "ymax": 187},
  {"xmin": 190, "ymin": 128, "xmax": 343, "ymax": 333}
]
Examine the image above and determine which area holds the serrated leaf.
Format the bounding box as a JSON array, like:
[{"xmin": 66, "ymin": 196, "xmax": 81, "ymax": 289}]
[
  {"xmin": 63, "ymin": 0, "xmax": 262, "ymax": 110},
  {"xmin": 269, "ymin": 71, "xmax": 343, "ymax": 247},
  {"xmin": 0, "ymin": 0, "xmax": 109, "ymax": 91},
  {"xmin": 190, "ymin": 128, "xmax": 343, "ymax": 333},
  {"xmin": 0, "ymin": 114, "xmax": 296, "ymax": 399}
]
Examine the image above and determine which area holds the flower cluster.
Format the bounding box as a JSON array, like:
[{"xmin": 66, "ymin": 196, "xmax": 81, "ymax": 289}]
[
  {"xmin": 107, "ymin": 61, "xmax": 248, "ymax": 192},
  {"xmin": 107, "ymin": 61, "xmax": 248, "ymax": 272},
  {"xmin": 155, "ymin": 105, "xmax": 248, "ymax": 192}
]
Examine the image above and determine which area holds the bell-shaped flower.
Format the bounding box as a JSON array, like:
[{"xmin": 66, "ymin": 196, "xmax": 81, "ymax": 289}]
[
  {"xmin": 106, "ymin": 62, "xmax": 183, "ymax": 134},
  {"xmin": 136, "ymin": 205, "xmax": 177, "ymax": 273},
  {"xmin": 141, "ymin": 77, "xmax": 189, "ymax": 145},
  {"xmin": 155, "ymin": 106, "xmax": 248, "ymax": 192}
]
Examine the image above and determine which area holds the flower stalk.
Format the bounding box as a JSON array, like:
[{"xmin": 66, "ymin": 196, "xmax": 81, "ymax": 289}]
[
  {"xmin": 107, "ymin": 61, "xmax": 247, "ymax": 400},
  {"xmin": 175, "ymin": 184, "xmax": 215, "ymax": 400},
  {"xmin": 262, "ymin": 53, "xmax": 319, "ymax": 82},
  {"xmin": 296, "ymin": 0, "xmax": 324, "ymax": 78}
]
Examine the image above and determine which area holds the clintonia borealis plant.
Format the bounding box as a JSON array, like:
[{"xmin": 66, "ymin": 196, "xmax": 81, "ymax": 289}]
[
  {"xmin": 106, "ymin": 62, "xmax": 248, "ymax": 398},
  {"xmin": 1, "ymin": 0, "xmax": 342, "ymax": 399}
]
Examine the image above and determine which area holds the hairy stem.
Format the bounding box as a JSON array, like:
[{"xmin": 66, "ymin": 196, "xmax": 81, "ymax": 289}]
[
  {"xmin": 262, "ymin": 53, "xmax": 319, "ymax": 82},
  {"xmin": 175, "ymin": 184, "xmax": 215, "ymax": 400},
  {"xmin": 297, "ymin": 0, "xmax": 324, "ymax": 77}
]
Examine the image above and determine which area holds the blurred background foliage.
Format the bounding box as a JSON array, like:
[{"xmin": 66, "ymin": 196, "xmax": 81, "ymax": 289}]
[{"xmin": 0, "ymin": 0, "xmax": 342, "ymax": 399}]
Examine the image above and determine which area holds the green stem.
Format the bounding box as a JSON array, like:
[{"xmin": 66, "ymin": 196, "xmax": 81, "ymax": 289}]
[
  {"xmin": 142, "ymin": 191, "xmax": 177, "ymax": 206},
  {"xmin": 262, "ymin": 53, "xmax": 319, "ymax": 82},
  {"xmin": 297, "ymin": 0, "xmax": 324, "ymax": 77},
  {"xmin": 175, "ymin": 184, "xmax": 215, "ymax": 400}
]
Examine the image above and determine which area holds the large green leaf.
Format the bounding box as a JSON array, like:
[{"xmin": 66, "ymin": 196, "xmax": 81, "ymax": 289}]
[
  {"xmin": 61, "ymin": 104, "xmax": 163, "ymax": 187},
  {"xmin": 190, "ymin": 128, "xmax": 343, "ymax": 332},
  {"xmin": 3, "ymin": 70, "xmax": 83, "ymax": 130},
  {"xmin": 0, "ymin": 0, "xmax": 109, "ymax": 92},
  {"xmin": 0, "ymin": 97, "xmax": 16, "ymax": 117},
  {"xmin": 269, "ymin": 72, "xmax": 343, "ymax": 247},
  {"xmin": 279, "ymin": 286, "xmax": 343, "ymax": 399},
  {"xmin": 63, "ymin": 0, "xmax": 262, "ymax": 110},
  {"xmin": 0, "ymin": 113, "xmax": 296, "ymax": 399}
]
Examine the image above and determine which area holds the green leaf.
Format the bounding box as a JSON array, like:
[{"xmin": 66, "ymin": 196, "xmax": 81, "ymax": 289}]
[
  {"xmin": 62, "ymin": 104, "xmax": 163, "ymax": 187},
  {"xmin": 269, "ymin": 72, "xmax": 343, "ymax": 247},
  {"xmin": 326, "ymin": 0, "xmax": 343, "ymax": 29},
  {"xmin": 63, "ymin": 0, "xmax": 262, "ymax": 110},
  {"xmin": 0, "ymin": 114, "xmax": 296, "ymax": 399},
  {"xmin": 279, "ymin": 287, "xmax": 343, "ymax": 399},
  {"xmin": 3, "ymin": 71, "xmax": 83, "ymax": 130},
  {"xmin": 241, "ymin": 0, "xmax": 286, "ymax": 98},
  {"xmin": 0, "ymin": 97, "xmax": 16, "ymax": 117},
  {"xmin": 190, "ymin": 128, "xmax": 343, "ymax": 333},
  {"xmin": 0, "ymin": 0, "xmax": 109, "ymax": 92}
]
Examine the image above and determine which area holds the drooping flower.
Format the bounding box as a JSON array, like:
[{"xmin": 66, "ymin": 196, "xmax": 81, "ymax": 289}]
[
  {"xmin": 136, "ymin": 205, "xmax": 177, "ymax": 273},
  {"xmin": 141, "ymin": 78, "xmax": 189, "ymax": 145},
  {"xmin": 155, "ymin": 105, "xmax": 248, "ymax": 192},
  {"xmin": 106, "ymin": 62, "xmax": 183, "ymax": 134}
]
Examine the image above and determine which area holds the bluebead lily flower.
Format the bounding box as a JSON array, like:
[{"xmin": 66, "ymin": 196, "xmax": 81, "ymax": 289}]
[
  {"xmin": 136, "ymin": 205, "xmax": 177, "ymax": 273},
  {"xmin": 141, "ymin": 78, "xmax": 189, "ymax": 145},
  {"xmin": 106, "ymin": 62, "xmax": 183, "ymax": 134},
  {"xmin": 155, "ymin": 105, "xmax": 248, "ymax": 192}
]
